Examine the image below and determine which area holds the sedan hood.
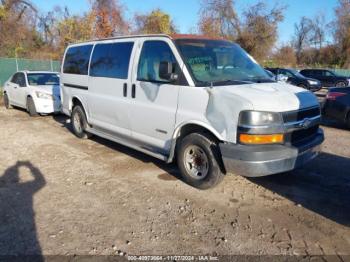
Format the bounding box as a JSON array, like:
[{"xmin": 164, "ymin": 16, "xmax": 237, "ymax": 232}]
[{"xmin": 212, "ymin": 82, "xmax": 319, "ymax": 112}]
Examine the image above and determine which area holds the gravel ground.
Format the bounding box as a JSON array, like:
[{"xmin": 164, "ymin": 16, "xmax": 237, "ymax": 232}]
[{"xmin": 0, "ymin": 102, "xmax": 349, "ymax": 260}]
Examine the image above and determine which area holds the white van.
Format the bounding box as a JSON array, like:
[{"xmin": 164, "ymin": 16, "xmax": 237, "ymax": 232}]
[{"xmin": 61, "ymin": 34, "xmax": 324, "ymax": 189}]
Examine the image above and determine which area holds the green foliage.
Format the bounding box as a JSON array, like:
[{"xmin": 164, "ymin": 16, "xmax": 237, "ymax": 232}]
[{"xmin": 134, "ymin": 8, "xmax": 177, "ymax": 34}]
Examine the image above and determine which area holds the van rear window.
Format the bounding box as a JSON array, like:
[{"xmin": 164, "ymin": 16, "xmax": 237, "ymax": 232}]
[
  {"xmin": 63, "ymin": 45, "xmax": 93, "ymax": 75},
  {"xmin": 90, "ymin": 42, "xmax": 134, "ymax": 79}
]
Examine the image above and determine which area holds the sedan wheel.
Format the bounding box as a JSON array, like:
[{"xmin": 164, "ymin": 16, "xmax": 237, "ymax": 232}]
[
  {"xmin": 27, "ymin": 97, "xmax": 38, "ymax": 117},
  {"xmin": 336, "ymin": 81, "xmax": 347, "ymax": 87},
  {"xmin": 3, "ymin": 93, "xmax": 12, "ymax": 109}
]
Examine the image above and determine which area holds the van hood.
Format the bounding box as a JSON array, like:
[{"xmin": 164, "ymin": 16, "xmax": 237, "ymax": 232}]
[
  {"xmin": 29, "ymin": 85, "xmax": 60, "ymax": 96},
  {"xmin": 212, "ymin": 82, "xmax": 319, "ymax": 112},
  {"xmin": 205, "ymin": 82, "xmax": 320, "ymax": 142}
]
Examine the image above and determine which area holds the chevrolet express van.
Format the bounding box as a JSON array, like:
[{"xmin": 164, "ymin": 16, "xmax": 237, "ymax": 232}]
[{"xmin": 61, "ymin": 34, "xmax": 324, "ymax": 189}]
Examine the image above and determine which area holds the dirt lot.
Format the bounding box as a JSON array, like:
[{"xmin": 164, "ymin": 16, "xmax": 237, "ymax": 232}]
[{"xmin": 0, "ymin": 101, "xmax": 349, "ymax": 260}]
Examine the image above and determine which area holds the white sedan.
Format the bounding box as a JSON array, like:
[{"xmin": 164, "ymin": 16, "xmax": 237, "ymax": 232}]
[{"xmin": 3, "ymin": 71, "xmax": 61, "ymax": 116}]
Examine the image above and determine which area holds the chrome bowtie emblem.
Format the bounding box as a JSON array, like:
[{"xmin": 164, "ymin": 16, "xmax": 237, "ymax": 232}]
[{"xmin": 301, "ymin": 118, "xmax": 312, "ymax": 129}]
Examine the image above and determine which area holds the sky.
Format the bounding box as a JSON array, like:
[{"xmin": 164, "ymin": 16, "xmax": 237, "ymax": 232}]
[{"xmin": 31, "ymin": 0, "xmax": 339, "ymax": 45}]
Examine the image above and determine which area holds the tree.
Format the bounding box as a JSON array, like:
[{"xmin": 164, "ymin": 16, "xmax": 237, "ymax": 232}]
[
  {"xmin": 0, "ymin": 0, "xmax": 39, "ymax": 57},
  {"xmin": 309, "ymin": 14, "xmax": 327, "ymax": 50},
  {"xmin": 198, "ymin": 0, "xmax": 285, "ymax": 62},
  {"xmin": 272, "ymin": 45, "xmax": 297, "ymax": 67},
  {"xmin": 198, "ymin": 0, "xmax": 240, "ymax": 40},
  {"xmin": 133, "ymin": 9, "xmax": 177, "ymax": 34},
  {"xmin": 292, "ymin": 17, "xmax": 313, "ymax": 64},
  {"xmin": 237, "ymin": 2, "xmax": 285, "ymax": 61},
  {"xmin": 333, "ymin": 0, "xmax": 350, "ymax": 67},
  {"xmin": 91, "ymin": 0, "xmax": 128, "ymax": 38}
]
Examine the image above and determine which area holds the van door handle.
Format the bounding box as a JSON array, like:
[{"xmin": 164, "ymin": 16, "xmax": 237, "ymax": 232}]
[
  {"xmin": 123, "ymin": 83, "xmax": 127, "ymax": 97},
  {"xmin": 131, "ymin": 84, "xmax": 136, "ymax": 98}
]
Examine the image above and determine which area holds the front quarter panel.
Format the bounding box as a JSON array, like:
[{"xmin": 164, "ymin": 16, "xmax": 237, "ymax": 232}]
[{"xmin": 176, "ymin": 86, "xmax": 253, "ymax": 143}]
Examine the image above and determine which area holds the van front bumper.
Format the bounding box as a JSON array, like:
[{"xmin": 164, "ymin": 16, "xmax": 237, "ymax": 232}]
[{"xmin": 219, "ymin": 129, "xmax": 324, "ymax": 177}]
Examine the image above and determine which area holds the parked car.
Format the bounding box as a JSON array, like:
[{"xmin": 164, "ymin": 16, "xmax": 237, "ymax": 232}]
[
  {"xmin": 300, "ymin": 69, "xmax": 350, "ymax": 88},
  {"xmin": 264, "ymin": 69, "xmax": 288, "ymax": 83},
  {"xmin": 61, "ymin": 34, "xmax": 324, "ymax": 189},
  {"xmin": 323, "ymin": 87, "xmax": 350, "ymax": 128},
  {"xmin": 266, "ymin": 68, "xmax": 322, "ymax": 92},
  {"xmin": 3, "ymin": 71, "xmax": 61, "ymax": 116}
]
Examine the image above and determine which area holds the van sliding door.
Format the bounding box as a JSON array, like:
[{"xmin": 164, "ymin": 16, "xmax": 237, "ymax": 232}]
[{"xmin": 88, "ymin": 40, "xmax": 135, "ymax": 137}]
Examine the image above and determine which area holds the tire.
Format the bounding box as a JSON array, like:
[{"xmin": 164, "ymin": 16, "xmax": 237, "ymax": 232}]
[
  {"xmin": 176, "ymin": 133, "xmax": 225, "ymax": 190},
  {"xmin": 3, "ymin": 93, "xmax": 12, "ymax": 109},
  {"xmin": 71, "ymin": 105, "xmax": 91, "ymax": 139},
  {"xmin": 346, "ymin": 112, "xmax": 350, "ymax": 129},
  {"xmin": 27, "ymin": 97, "xmax": 38, "ymax": 117},
  {"xmin": 336, "ymin": 81, "xmax": 347, "ymax": 87},
  {"xmin": 298, "ymin": 84, "xmax": 307, "ymax": 89}
]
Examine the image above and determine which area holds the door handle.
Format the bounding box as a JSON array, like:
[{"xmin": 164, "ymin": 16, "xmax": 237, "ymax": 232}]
[
  {"xmin": 131, "ymin": 84, "xmax": 136, "ymax": 98},
  {"xmin": 123, "ymin": 83, "xmax": 127, "ymax": 97}
]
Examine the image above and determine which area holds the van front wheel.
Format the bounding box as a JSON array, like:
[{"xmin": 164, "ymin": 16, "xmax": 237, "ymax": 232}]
[
  {"xmin": 177, "ymin": 133, "xmax": 225, "ymax": 190},
  {"xmin": 71, "ymin": 105, "xmax": 91, "ymax": 139}
]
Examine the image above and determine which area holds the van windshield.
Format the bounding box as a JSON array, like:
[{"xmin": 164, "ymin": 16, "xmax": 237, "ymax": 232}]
[{"xmin": 175, "ymin": 39, "xmax": 274, "ymax": 86}]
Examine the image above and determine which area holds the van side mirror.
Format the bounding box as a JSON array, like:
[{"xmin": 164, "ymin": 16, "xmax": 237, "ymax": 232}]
[{"xmin": 159, "ymin": 61, "xmax": 178, "ymax": 82}]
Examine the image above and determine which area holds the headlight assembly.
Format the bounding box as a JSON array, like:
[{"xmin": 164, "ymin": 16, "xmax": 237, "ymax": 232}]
[
  {"xmin": 308, "ymin": 80, "xmax": 318, "ymax": 85},
  {"xmin": 238, "ymin": 111, "xmax": 283, "ymax": 127},
  {"xmin": 36, "ymin": 91, "xmax": 53, "ymax": 100}
]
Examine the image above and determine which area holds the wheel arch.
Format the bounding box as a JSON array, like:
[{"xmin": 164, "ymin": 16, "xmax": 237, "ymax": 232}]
[
  {"xmin": 167, "ymin": 121, "xmax": 223, "ymax": 163},
  {"xmin": 71, "ymin": 96, "xmax": 90, "ymax": 121}
]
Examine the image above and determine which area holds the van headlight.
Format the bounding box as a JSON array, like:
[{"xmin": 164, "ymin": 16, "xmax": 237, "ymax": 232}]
[
  {"xmin": 238, "ymin": 111, "xmax": 283, "ymax": 126},
  {"xmin": 36, "ymin": 91, "xmax": 53, "ymax": 100},
  {"xmin": 238, "ymin": 111, "xmax": 284, "ymax": 144}
]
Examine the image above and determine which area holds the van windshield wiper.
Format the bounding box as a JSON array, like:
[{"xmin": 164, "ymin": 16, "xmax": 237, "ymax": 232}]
[
  {"xmin": 198, "ymin": 79, "xmax": 254, "ymax": 87},
  {"xmin": 247, "ymin": 76, "xmax": 275, "ymax": 83}
]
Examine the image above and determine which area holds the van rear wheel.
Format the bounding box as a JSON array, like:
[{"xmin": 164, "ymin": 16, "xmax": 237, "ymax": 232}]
[
  {"xmin": 71, "ymin": 105, "xmax": 91, "ymax": 139},
  {"xmin": 177, "ymin": 133, "xmax": 225, "ymax": 190}
]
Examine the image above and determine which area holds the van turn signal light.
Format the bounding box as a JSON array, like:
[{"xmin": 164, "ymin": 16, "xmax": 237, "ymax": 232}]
[{"xmin": 239, "ymin": 134, "xmax": 284, "ymax": 145}]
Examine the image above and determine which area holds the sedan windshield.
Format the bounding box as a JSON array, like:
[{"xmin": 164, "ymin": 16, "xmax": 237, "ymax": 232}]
[
  {"xmin": 288, "ymin": 69, "xmax": 306, "ymax": 78},
  {"xmin": 27, "ymin": 73, "xmax": 59, "ymax": 86},
  {"xmin": 175, "ymin": 39, "xmax": 274, "ymax": 86}
]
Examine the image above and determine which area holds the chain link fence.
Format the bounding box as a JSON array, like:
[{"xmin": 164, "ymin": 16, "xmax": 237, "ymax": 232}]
[{"xmin": 0, "ymin": 57, "xmax": 61, "ymax": 87}]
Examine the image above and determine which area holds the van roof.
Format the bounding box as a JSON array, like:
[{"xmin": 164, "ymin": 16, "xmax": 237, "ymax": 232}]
[{"xmin": 69, "ymin": 34, "xmax": 226, "ymax": 46}]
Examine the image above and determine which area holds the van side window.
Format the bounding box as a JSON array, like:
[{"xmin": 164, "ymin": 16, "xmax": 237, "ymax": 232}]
[
  {"xmin": 63, "ymin": 45, "xmax": 93, "ymax": 75},
  {"xmin": 90, "ymin": 42, "xmax": 134, "ymax": 79},
  {"xmin": 137, "ymin": 41, "xmax": 177, "ymax": 83}
]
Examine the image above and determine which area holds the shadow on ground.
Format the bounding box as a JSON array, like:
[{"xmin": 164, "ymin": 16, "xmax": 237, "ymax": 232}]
[
  {"xmin": 52, "ymin": 114, "xmax": 180, "ymax": 178},
  {"xmin": 0, "ymin": 161, "xmax": 46, "ymax": 259},
  {"xmin": 52, "ymin": 114, "xmax": 350, "ymax": 226},
  {"xmin": 249, "ymin": 152, "xmax": 350, "ymax": 227}
]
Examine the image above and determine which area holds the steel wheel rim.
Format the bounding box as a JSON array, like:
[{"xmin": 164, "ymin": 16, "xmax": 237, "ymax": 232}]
[
  {"xmin": 73, "ymin": 112, "xmax": 83, "ymax": 133},
  {"xmin": 337, "ymin": 82, "xmax": 346, "ymax": 87},
  {"xmin": 183, "ymin": 145, "xmax": 209, "ymax": 180}
]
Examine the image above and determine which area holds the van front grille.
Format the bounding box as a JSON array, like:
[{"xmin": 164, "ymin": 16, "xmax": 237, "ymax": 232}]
[
  {"xmin": 282, "ymin": 107, "xmax": 320, "ymax": 123},
  {"xmin": 290, "ymin": 125, "xmax": 319, "ymax": 145}
]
